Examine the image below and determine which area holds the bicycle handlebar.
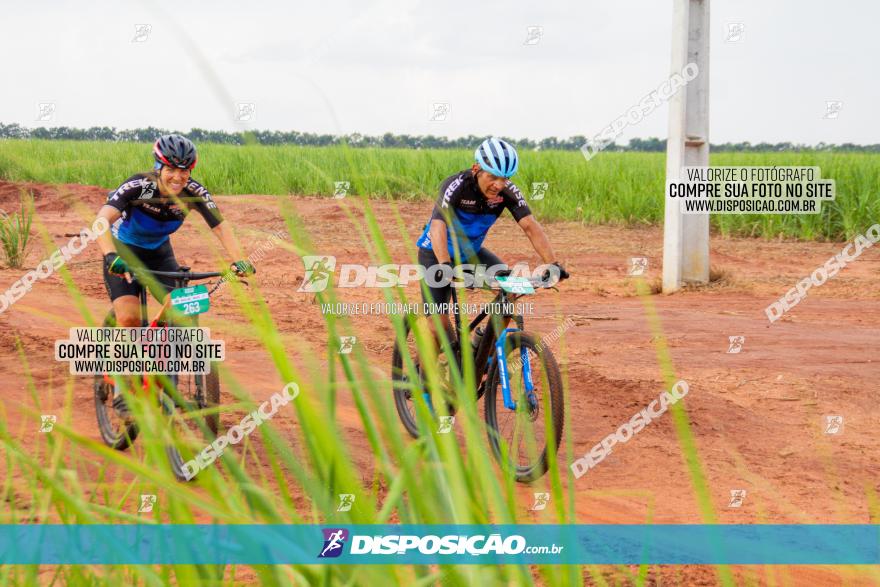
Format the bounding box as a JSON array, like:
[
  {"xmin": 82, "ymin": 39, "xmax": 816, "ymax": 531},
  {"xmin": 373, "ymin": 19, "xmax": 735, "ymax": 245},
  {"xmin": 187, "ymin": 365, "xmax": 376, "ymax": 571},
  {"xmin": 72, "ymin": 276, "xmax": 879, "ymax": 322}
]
[
  {"xmin": 129, "ymin": 268, "xmax": 246, "ymax": 295},
  {"xmin": 145, "ymin": 269, "xmax": 226, "ymax": 280},
  {"xmin": 456, "ymin": 274, "xmax": 567, "ymax": 292}
]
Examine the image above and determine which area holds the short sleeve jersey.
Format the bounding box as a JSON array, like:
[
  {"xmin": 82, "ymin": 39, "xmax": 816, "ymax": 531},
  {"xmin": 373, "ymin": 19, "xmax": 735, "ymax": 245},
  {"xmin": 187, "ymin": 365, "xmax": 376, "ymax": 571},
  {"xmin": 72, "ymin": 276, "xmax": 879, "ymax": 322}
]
[
  {"xmin": 416, "ymin": 170, "xmax": 532, "ymax": 259},
  {"xmin": 105, "ymin": 173, "xmax": 223, "ymax": 249}
]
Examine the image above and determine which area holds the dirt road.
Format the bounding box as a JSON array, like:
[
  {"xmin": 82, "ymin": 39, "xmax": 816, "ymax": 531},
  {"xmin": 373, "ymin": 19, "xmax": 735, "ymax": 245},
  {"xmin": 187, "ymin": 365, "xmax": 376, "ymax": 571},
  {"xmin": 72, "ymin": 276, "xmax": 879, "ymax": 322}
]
[{"xmin": 1, "ymin": 180, "xmax": 878, "ymax": 585}]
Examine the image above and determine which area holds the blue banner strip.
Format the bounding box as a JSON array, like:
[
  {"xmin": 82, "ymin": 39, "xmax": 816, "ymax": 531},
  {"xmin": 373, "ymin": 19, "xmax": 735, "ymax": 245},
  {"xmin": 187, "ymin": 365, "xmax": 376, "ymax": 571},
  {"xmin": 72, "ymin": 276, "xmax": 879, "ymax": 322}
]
[{"xmin": 0, "ymin": 525, "xmax": 877, "ymax": 565}]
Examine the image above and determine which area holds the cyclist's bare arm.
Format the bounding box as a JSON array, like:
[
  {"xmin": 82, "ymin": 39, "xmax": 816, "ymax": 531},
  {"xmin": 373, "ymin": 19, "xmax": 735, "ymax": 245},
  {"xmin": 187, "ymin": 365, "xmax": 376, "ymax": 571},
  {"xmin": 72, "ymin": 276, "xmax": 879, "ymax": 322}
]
[
  {"xmin": 96, "ymin": 205, "xmax": 121, "ymax": 256},
  {"xmin": 210, "ymin": 221, "xmax": 247, "ymax": 266},
  {"xmin": 428, "ymin": 219, "xmax": 452, "ymax": 264},
  {"xmin": 95, "ymin": 205, "xmax": 133, "ymax": 284},
  {"xmin": 517, "ymin": 215, "xmax": 557, "ymax": 263}
]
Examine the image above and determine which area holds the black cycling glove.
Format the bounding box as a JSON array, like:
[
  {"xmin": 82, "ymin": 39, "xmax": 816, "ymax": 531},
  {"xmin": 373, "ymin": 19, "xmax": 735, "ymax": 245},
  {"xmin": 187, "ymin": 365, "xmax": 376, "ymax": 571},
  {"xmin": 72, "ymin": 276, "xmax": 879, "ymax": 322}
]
[{"xmin": 541, "ymin": 262, "xmax": 570, "ymax": 285}]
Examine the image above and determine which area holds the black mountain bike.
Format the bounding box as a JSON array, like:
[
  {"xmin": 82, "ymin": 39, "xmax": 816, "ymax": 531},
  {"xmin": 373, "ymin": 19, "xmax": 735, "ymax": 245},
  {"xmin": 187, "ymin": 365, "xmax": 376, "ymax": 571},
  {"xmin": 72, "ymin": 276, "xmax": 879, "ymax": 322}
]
[
  {"xmin": 94, "ymin": 266, "xmax": 228, "ymax": 481},
  {"xmin": 391, "ymin": 273, "xmax": 566, "ymax": 483}
]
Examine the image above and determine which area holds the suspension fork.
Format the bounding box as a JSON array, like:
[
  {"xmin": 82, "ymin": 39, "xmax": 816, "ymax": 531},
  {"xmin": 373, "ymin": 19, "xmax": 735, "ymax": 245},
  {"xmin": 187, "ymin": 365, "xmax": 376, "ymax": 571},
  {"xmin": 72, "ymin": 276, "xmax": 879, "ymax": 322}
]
[{"xmin": 494, "ymin": 314, "xmax": 536, "ymax": 412}]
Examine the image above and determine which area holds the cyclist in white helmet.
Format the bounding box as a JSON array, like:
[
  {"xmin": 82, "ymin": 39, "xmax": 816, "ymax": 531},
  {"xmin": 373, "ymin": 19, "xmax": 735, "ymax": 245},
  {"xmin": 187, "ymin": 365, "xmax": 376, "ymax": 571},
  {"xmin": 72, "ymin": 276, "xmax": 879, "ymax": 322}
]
[{"xmin": 415, "ymin": 137, "xmax": 569, "ymax": 338}]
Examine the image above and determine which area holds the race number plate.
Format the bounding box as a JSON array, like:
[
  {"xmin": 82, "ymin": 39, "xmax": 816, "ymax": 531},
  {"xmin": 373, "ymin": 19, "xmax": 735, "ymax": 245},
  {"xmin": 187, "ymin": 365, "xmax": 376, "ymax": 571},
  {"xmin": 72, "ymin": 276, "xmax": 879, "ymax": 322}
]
[
  {"xmin": 170, "ymin": 285, "xmax": 210, "ymax": 316},
  {"xmin": 496, "ymin": 275, "xmax": 535, "ymax": 295}
]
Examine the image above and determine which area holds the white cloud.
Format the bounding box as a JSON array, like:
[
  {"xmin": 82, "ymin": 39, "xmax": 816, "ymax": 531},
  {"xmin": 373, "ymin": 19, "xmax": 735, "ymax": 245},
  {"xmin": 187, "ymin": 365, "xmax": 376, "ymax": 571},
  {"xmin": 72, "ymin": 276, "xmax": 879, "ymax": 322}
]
[{"xmin": 1, "ymin": 0, "xmax": 876, "ymax": 144}]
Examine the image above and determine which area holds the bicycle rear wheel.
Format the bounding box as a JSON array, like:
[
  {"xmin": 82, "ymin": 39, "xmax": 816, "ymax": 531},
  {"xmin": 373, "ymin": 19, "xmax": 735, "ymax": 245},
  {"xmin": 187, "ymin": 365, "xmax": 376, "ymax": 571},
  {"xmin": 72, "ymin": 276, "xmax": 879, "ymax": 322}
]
[
  {"xmin": 94, "ymin": 311, "xmax": 139, "ymax": 450},
  {"xmin": 391, "ymin": 321, "xmax": 461, "ymax": 439},
  {"xmin": 391, "ymin": 322, "xmax": 428, "ymax": 439},
  {"xmin": 484, "ymin": 331, "xmax": 564, "ymax": 483}
]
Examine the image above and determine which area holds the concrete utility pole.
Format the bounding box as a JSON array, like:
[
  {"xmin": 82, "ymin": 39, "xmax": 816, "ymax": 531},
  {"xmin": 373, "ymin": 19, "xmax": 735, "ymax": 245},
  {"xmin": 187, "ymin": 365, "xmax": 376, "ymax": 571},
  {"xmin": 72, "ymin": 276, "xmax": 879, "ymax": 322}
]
[{"xmin": 662, "ymin": 0, "xmax": 710, "ymax": 292}]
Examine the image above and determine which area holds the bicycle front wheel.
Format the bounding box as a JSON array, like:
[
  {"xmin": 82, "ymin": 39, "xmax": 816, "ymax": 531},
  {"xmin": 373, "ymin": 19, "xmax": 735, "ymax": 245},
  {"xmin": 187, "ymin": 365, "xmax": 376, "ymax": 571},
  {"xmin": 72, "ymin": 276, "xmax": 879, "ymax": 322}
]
[
  {"xmin": 484, "ymin": 331, "xmax": 564, "ymax": 483},
  {"xmin": 94, "ymin": 310, "xmax": 139, "ymax": 450},
  {"xmin": 163, "ymin": 364, "xmax": 221, "ymax": 482}
]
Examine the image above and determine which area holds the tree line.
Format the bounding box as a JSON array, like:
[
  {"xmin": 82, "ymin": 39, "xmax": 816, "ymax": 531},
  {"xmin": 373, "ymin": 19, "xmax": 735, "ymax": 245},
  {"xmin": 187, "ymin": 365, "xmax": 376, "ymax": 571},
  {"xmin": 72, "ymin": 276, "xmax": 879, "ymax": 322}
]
[{"xmin": 1, "ymin": 123, "xmax": 876, "ymax": 152}]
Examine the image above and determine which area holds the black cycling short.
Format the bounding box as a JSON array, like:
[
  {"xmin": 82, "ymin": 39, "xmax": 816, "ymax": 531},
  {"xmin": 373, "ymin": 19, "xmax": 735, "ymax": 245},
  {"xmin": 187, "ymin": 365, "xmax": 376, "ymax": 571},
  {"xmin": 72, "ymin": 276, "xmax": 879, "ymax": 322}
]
[
  {"xmin": 417, "ymin": 246, "xmax": 506, "ymax": 312},
  {"xmin": 103, "ymin": 238, "xmax": 180, "ymax": 302}
]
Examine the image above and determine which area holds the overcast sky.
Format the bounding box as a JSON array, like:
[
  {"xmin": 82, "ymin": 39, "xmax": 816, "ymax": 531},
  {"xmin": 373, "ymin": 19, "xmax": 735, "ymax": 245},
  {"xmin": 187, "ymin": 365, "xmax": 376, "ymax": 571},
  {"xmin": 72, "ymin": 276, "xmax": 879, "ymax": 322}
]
[{"xmin": 3, "ymin": 0, "xmax": 876, "ymax": 144}]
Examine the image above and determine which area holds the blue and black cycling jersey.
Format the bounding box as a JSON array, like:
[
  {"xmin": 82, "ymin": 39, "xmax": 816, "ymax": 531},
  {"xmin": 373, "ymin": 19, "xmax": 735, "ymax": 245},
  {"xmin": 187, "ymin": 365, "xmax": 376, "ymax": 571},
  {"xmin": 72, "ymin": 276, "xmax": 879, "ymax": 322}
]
[
  {"xmin": 416, "ymin": 170, "xmax": 532, "ymax": 260},
  {"xmin": 104, "ymin": 173, "xmax": 223, "ymax": 249}
]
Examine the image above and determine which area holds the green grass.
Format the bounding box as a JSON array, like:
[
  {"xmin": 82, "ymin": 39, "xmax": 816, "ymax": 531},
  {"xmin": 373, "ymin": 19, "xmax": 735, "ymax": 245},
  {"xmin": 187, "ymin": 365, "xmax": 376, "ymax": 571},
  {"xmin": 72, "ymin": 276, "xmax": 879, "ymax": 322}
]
[
  {"xmin": 1, "ymin": 139, "xmax": 878, "ymax": 240},
  {"xmin": 0, "ymin": 190, "xmax": 590, "ymax": 586},
  {"xmin": 0, "ymin": 190, "xmax": 33, "ymax": 268},
  {"xmin": 2, "ymin": 138, "xmax": 872, "ymax": 585}
]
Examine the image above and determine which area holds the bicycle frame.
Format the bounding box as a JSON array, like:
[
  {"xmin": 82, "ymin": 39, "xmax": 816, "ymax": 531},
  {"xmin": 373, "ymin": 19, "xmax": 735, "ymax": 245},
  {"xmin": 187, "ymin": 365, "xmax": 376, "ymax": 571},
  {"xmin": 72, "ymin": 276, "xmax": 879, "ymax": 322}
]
[
  {"xmin": 448, "ymin": 284, "xmax": 535, "ymax": 412},
  {"xmin": 105, "ymin": 267, "xmax": 224, "ymax": 390}
]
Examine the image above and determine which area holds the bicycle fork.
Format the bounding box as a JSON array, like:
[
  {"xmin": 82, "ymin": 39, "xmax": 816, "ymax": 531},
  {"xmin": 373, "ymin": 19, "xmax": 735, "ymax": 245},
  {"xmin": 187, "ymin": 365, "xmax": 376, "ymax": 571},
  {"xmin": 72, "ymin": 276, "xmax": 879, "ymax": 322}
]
[{"xmin": 494, "ymin": 326, "xmax": 536, "ymax": 412}]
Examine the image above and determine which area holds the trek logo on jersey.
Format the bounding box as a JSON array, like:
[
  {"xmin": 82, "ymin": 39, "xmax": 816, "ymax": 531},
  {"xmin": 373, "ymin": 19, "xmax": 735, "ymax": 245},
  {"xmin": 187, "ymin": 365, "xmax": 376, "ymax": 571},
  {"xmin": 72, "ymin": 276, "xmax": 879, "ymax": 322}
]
[
  {"xmin": 110, "ymin": 178, "xmax": 144, "ymax": 201},
  {"xmin": 441, "ymin": 176, "xmax": 464, "ymax": 208},
  {"xmin": 318, "ymin": 528, "xmax": 349, "ymax": 558}
]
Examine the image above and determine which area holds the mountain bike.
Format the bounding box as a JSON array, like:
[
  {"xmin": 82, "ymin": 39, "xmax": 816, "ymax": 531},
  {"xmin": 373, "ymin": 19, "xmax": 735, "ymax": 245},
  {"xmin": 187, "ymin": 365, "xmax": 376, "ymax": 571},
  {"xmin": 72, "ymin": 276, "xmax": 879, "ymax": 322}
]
[
  {"xmin": 391, "ymin": 272, "xmax": 566, "ymax": 483},
  {"xmin": 94, "ymin": 266, "xmax": 232, "ymax": 481}
]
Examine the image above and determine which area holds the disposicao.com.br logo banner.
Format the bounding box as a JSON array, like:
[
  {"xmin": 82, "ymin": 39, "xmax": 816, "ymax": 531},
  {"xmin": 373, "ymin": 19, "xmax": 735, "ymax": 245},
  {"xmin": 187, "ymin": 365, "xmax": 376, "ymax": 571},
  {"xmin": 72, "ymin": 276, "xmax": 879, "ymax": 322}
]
[
  {"xmin": 318, "ymin": 527, "xmax": 562, "ymax": 560},
  {"xmin": 2, "ymin": 525, "xmax": 878, "ymax": 565}
]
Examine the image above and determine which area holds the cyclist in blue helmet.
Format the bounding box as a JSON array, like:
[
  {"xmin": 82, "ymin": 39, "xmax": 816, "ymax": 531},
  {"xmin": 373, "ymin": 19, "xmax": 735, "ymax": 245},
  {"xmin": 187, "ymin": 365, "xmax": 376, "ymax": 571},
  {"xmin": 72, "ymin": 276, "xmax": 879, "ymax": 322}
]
[{"xmin": 416, "ymin": 137, "xmax": 569, "ymax": 336}]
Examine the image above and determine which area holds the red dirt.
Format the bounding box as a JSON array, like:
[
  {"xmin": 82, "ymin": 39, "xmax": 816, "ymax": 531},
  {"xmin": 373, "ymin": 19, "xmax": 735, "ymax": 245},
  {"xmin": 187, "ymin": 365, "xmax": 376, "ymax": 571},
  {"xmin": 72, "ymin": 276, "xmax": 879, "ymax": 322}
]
[{"xmin": 1, "ymin": 180, "xmax": 878, "ymax": 586}]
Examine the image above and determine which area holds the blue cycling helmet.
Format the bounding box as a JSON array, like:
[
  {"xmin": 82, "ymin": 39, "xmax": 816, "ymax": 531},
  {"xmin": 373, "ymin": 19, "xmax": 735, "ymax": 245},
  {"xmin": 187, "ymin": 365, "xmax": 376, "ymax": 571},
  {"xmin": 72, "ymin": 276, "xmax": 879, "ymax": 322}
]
[{"xmin": 474, "ymin": 137, "xmax": 519, "ymax": 178}]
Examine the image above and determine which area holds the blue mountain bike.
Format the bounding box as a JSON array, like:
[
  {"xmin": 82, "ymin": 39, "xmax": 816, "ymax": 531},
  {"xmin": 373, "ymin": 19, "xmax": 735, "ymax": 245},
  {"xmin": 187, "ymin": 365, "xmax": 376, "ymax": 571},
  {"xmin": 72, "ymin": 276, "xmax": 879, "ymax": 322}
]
[{"xmin": 391, "ymin": 274, "xmax": 566, "ymax": 483}]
